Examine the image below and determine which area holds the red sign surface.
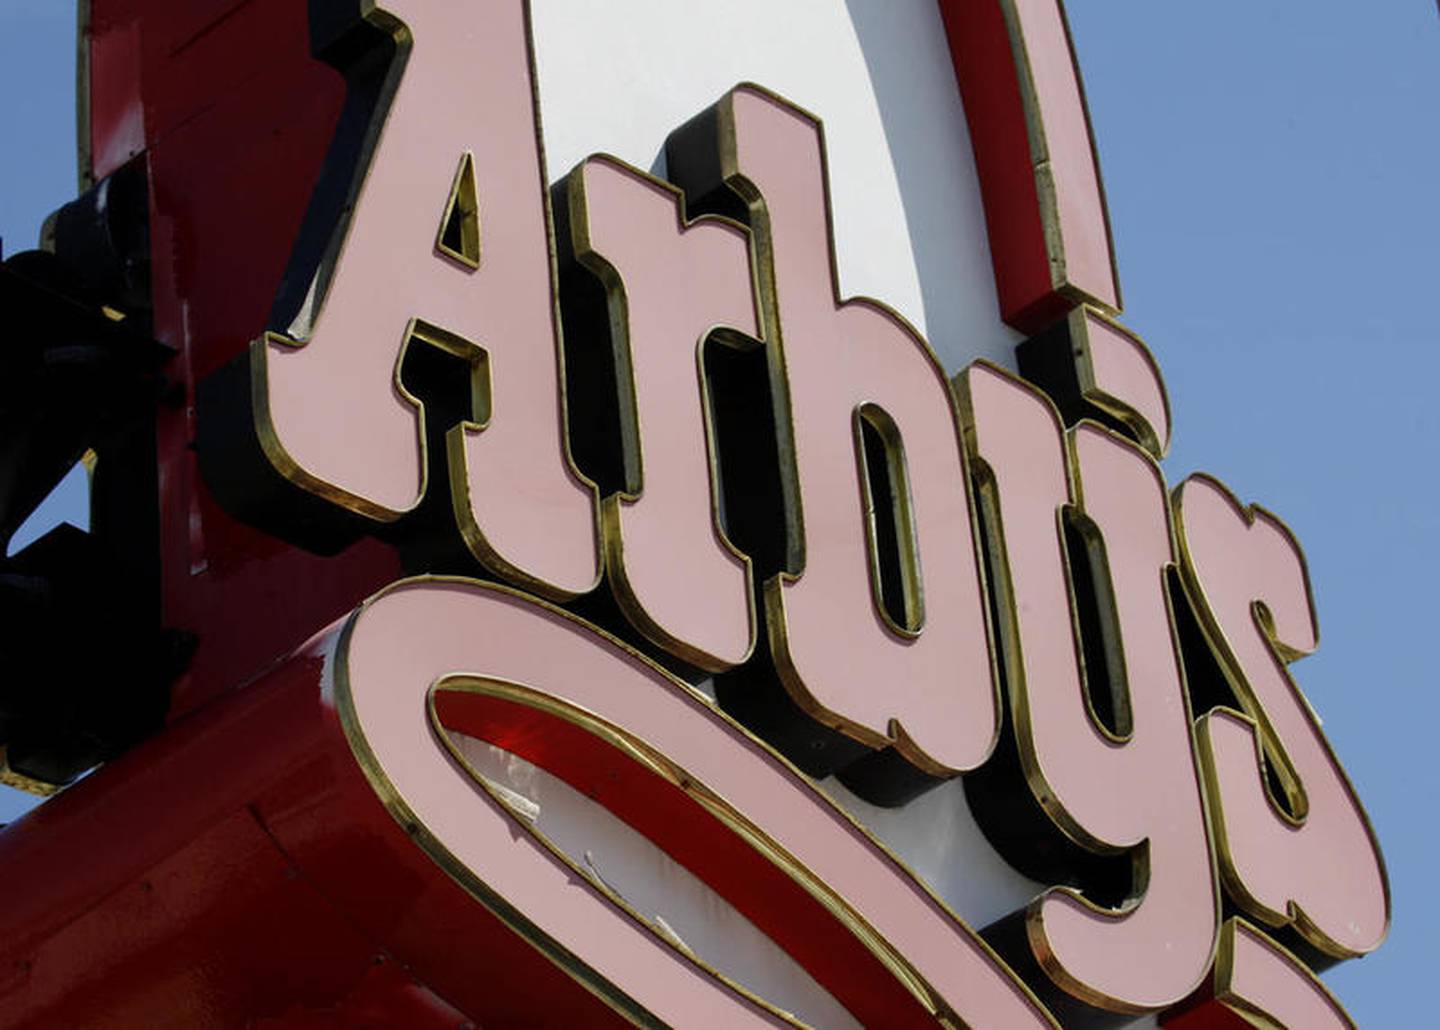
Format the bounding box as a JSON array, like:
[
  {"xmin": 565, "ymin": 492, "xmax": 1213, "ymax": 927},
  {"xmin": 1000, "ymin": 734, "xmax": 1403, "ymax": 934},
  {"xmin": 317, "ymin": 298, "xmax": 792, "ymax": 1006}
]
[{"xmin": 0, "ymin": 2, "xmax": 1386, "ymax": 1026}]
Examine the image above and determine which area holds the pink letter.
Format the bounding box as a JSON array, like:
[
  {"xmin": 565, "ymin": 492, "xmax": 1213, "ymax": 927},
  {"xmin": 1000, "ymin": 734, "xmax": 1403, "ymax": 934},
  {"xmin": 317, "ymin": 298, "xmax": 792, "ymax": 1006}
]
[
  {"xmin": 250, "ymin": 0, "xmax": 599, "ymax": 597},
  {"xmin": 957, "ymin": 362, "xmax": 1217, "ymax": 1016},
  {"xmin": 1017, "ymin": 306, "xmax": 1171, "ymax": 458},
  {"xmin": 937, "ymin": 0, "xmax": 1121, "ymax": 331},
  {"xmin": 559, "ymin": 156, "xmax": 758, "ymax": 669},
  {"xmin": 666, "ymin": 85, "xmax": 998, "ymax": 782},
  {"xmin": 1163, "ymin": 919, "xmax": 1355, "ymax": 1030},
  {"xmin": 1174, "ymin": 474, "xmax": 1389, "ymax": 959},
  {"xmin": 338, "ymin": 578, "xmax": 1053, "ymax": 1028}
]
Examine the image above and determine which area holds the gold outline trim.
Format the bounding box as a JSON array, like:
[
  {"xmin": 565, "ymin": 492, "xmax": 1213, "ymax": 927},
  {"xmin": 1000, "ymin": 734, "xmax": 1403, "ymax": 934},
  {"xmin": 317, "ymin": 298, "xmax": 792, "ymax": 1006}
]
[
  {"xmin": 75, "ymin": 0, "xmax": 93, "ymax": 191},
  {"xmin": 1172, "ymin": 473, "xmax": 1392, "ymax": 960},
  {"xmin": 0, "ymin": 746, "xmax": 64, "ymax": 798},
  {"xmin": 243, "ymin": 3, "xmax": 605, "ymax": 601},
  {"xmin": 435, "ymin": 150, "xmax": 481, "ymax": 269},
  {"xmin": 442, "ymin": 3, "xmax": 604, "ymax": 603},
  {"xmin": 242, "ymin": 5, "xmax": 420, "ymax": 525},
  {"xmin": 331, "ymin": 574, "xmax": 1057, "ymax": 1029},
  {"xmin": 1210, "ymin": 918, "xmax": 1357, "ymax": 1030},
  {"xmin": 1068, "ymin": 306, "xmax": 1172, "ymax": 459},
  {"xmin": 852, "ymin": 403, "xmax": 926, "ymax": 638},
  {"xmin": 431, "ymin": 677, "xmax": 919, "ymax": 1027},
  {"xmin": 955, "ymin": 361, "xmax": 1222, "ymax": 1015},
  {"xmin": 251, "ymin": 315, "xmax": 435, "ymax": 525},
  {"xmin": 332, "ymin": 594, "xmax": 655, "ymax": 1025},
  {"xmin": 561, "ymin": 154, "xmax": 761, "ymax": 671},
  {"xmin": 684, "ymin": 82, "xmax": 1003, "ymax": 779},
  {"xmin": 997, "ymin": 0, "xmax": 1123, "ymax": 314},
  {"xmin": 1059, "ymin": 503, "xmax": 1133, "ymax": 742}
]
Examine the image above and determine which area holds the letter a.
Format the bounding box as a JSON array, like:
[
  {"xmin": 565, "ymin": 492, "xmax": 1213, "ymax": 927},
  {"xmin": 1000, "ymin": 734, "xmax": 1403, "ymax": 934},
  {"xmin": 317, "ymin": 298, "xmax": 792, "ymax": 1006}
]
[{"xmin": 204, "ymin": 0, "xmax": 599, "ymax": 600}]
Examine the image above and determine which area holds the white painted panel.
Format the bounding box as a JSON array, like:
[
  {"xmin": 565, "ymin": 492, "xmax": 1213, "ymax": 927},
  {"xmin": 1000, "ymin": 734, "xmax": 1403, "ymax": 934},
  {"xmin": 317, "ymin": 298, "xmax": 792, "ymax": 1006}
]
[
  {"xmin": 531, "ymin": 0, "xmax": 1023, "ymax": 372},
  {"xmin": 528, "ymin": 0, "xmax": 1055, "ymax": 1017},
  {"xmin": 451, "ymin": 733, "xmax": 862, "ymax": 1028}
]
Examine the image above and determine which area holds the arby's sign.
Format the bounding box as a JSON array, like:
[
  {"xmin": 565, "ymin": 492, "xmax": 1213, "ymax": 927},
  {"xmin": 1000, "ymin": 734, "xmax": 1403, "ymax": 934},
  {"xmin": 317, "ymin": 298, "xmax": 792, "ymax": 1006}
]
[{"xmin": 0, "ymin": 1, "xmax": 1386, "ymax": 1026}]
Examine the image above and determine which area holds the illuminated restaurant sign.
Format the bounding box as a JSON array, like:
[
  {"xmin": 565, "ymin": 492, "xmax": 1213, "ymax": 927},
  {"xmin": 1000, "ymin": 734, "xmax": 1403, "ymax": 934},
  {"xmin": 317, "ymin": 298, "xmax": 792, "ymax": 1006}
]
[{"xmin": 0, "ymin": 1, "xmax": 1386, "ymax": 1026}]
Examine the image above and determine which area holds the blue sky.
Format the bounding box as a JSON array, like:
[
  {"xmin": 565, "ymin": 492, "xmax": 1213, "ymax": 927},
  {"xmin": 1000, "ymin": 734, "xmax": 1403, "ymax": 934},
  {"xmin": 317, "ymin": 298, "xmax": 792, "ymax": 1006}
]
[
  {"xmin": 1065, "ymin": 5, "xmax": 1438, "ymax": 1023},
  {"xmin": 0, "ymin": 2, "xmax": 1433, "ymax": 1023}
]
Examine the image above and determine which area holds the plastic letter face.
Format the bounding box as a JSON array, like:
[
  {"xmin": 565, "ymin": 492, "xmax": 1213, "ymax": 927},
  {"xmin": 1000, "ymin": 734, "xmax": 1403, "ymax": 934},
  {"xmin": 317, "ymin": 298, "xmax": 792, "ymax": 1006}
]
[
  {"xmin": 958, "ymin": 363, "xmax": 1216, "ymax": 1015},
  {"xmin": 1166, "ymin": 920, "xmax": 1356, "ymax": 1030},
  {"xmin": 255, "ymin": 0, "xmax": 599, "ymax": 596},
  {"xmin": 1174, "ymin": 475, "xmax": 1389, "ymax": 959},
  {"xmin": 336, "ymin": 579, "xmax": 1053, "ymax": 1028},
  {"xmin": 1219, "ymin": 920, "xmax": 1356, "ymax": 1029},
  {"xmin": 937, "ymin": 0, "xmax": 1120, "ymax": 329},
  {"xmin": 1078, "ymin": 310, "xmax": 1171, "ymax": 457},
  {"xmin": 687, "ymin": 86, "xmax": 998, "ymax": 777},
  {"xmin": 1015, "ymin": 307, "xmax": 1170, "ymax": 459},
  {"xmin": 1009, "ymin": 0, "xmax": 1117, "ymax": 310},
  {"xmin": 564, "ymin": 157, "xmax": 758, "ymax": 669}
]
